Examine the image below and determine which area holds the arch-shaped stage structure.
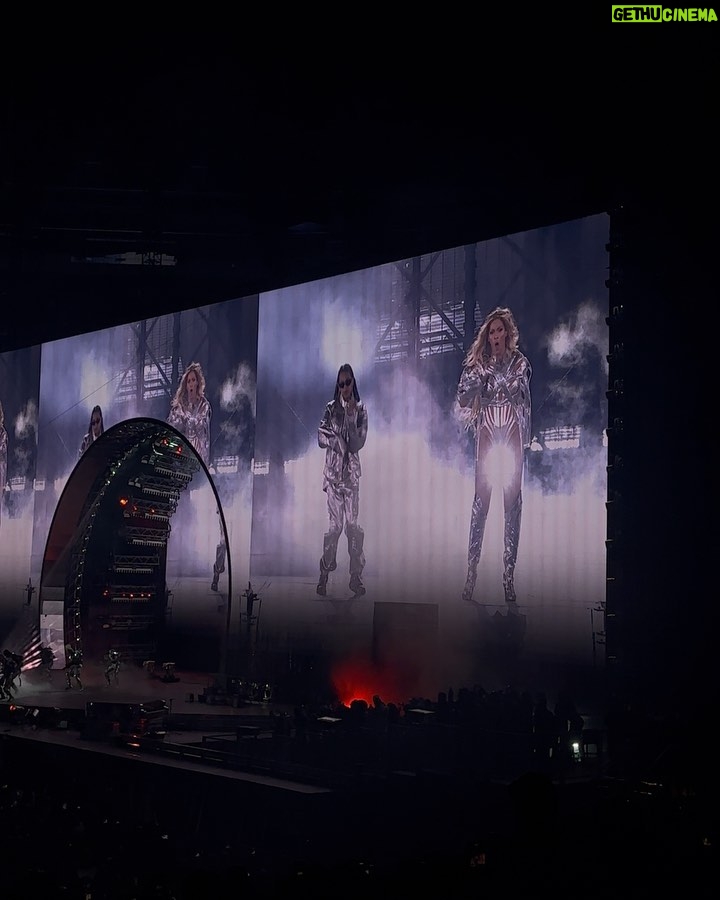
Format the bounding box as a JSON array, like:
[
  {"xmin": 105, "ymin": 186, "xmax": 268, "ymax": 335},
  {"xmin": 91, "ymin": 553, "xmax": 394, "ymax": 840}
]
[{"xmin": 38, "ymin": 418, "xmax": 232, "ymax": 675}]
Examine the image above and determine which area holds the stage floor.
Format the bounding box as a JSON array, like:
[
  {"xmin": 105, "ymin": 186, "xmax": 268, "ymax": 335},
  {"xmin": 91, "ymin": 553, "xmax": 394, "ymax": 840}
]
[
  {"xmin": 2, "ymin": 655, "xmax": 609, "ymax": 804},
  {"xmin": 7, "ymin": 660, "xmax": 280, "ymax": 718},
  {"xmin": 2, "ymin": 662, "xmax": 338, "ymax": 795}
]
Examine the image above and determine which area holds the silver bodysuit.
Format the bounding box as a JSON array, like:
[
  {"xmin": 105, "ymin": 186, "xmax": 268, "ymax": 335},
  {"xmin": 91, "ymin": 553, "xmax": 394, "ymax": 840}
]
[
  {"xmin": 167, "ymin": 397, "xmax": 212, "ymax": 466},
  {"xmin": 457, "ymin": 350, "xmax": 532, "ymax": 449},
  {"xmin": 456, "ymin": 349, "xmax": 532, "ymax": 603}
]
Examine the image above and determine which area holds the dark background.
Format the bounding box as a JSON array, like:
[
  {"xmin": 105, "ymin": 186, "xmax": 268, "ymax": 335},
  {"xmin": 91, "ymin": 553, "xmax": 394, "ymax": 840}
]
[{"xmin": 0, "ymin": 21, "xmax": 714, "ymax": 721}]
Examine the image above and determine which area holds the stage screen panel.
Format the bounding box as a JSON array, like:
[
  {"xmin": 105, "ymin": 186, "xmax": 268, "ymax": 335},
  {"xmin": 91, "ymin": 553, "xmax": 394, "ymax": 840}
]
[
  {"xmin": 29, "ymin": 297, "xmax": 258, "ymax": 673},
  {"xmin": 250, "ymin": 213, "xmax": 609, "ymax": 700},
  {"xmin": 1, "ymin": 213, "xmax": 607, "ymax": 704},
  {"xmin": 0, "ymin": 345, "xmax": 41, "ymax": 638}
]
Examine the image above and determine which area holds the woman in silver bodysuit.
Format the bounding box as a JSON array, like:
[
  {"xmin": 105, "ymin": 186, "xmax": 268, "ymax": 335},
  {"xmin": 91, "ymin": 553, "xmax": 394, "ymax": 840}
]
[
  {"xmin": 167, "ymin": 361, "xmax": 212, "ymax": 466},
  {"xmin": 457, "ymin": 307, "xmax": 532, "ymax": 603}
]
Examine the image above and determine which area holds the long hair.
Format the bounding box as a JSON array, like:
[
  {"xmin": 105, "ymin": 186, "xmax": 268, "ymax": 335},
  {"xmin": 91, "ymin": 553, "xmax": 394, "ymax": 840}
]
[
  {"xmin": 85, "ymin": 405, "xmax": 104, "ymax": 439},
  {"xmin": 172, "ymin": 361, "xmax": 207, "ymax": 408},
  {"xmin": 333, "ymin": 363, "xmax": 360, "ymax": 402},
  {"xmin": 456, "ymin": 307, "xmax": 521, "ymax": 432},
  {"xmin": 464, "ymin": 307, "xmax": 520, "ymax": 368}
]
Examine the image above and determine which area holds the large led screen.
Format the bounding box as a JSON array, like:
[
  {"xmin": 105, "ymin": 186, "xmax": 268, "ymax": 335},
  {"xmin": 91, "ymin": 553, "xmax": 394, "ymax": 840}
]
[
  {"xmin": 31, "ymin": 299, "xmax": 258, "ymax": 672},
  {"xmin": 0, "ymin": 212, "xmax": 607, "ymax": 701},
  {"xmin": 0, "ymin": 346, "xmax": 41, "ymax": 639},
  {"xmin": 250, "ymin": 214, "xmax": 609, "ymax": 700}
]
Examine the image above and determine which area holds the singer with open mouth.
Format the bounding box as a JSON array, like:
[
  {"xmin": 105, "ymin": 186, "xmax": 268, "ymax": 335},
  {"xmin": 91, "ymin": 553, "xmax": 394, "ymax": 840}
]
[{"xmin": 456, "ymin": 307, "xmax": 532, "ymax": 603}]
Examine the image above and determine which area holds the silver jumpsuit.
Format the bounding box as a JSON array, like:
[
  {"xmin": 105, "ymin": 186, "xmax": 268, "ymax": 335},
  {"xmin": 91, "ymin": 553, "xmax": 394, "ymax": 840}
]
[
  {"xmin": 457, "ymin": 349, "xmax": 532, "ymax": 602},
  {"xmin": 317, "ymin": 396, "xmax": 368, "ymax": 595},
  {"xmin": 78, "ymin": 431, "xmax": 96, "ymax": 459},
  {"xmin": 167, "ymin": 397, "xmax": 212, "ymax": 466}
]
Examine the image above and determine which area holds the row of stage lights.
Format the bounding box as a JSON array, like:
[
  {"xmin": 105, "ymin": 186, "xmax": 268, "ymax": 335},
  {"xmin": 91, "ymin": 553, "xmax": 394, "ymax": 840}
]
[
  {"xmin": 65, "ymin": 428, "xmax": 200, "ymax": 657},
  {"xmin": 106, "ymin": 433, "xmax": 201, "ymax": 609},
  {"xmin": 67, "ymin": 445, "xmax": 142, "ymax": 651},
  {"xmin": 69, "ymin": 434, "xmax": 183, "ymax": 651},
  {"xmin": 102, "ymin": 589, "xmax": 154, "ymax": 600}
]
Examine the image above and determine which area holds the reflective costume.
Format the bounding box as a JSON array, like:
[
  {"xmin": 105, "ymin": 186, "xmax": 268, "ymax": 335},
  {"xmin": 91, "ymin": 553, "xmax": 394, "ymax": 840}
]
[
  {"xmin": 104, "ymin": 648, "xmax": 121, "ymax": 686},
  {"xmin": 457, "ymin": 349, "xmax": 532, "ymax": 602},
  {"xmin": 167, "ymin": 397, "xmax": 212, "ymax": 465},
  {"xmin": 317, "ymin": 395, "xmax": 368, "ymax": 596},
  {"xmin": 78, "ymin": 432, "xmax": 93, "ymax": 457},
  {"xmin": 78, "ymin": 431, "xmax": 99, "ymax": 459},
  {"xmin": 65, "ymin": 645, "xmax": 83, "ymax": 690},
  {"xmin": 78, "ymin": 406, "xmax": 104, "ymax": 460}
]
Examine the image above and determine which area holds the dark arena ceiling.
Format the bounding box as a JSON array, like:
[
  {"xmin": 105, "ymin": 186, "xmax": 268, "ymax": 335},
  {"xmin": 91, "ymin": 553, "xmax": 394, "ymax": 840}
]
[{"xmin": 0, "ymin": 28, "xmax": 713, "ymax": 352}]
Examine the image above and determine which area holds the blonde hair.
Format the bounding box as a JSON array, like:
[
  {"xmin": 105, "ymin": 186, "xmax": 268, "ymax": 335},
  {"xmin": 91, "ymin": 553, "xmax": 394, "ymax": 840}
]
[
  {"xmin": 457, "ymin": 306, "xmax": 522, "ymax": 432},
  {"xmin": 464, "ymin": 306, "xmax": 520, "ymax": 368},
  {"xmin": 172, "ymin": 362, "xmax": 206, "ymax": 408}
]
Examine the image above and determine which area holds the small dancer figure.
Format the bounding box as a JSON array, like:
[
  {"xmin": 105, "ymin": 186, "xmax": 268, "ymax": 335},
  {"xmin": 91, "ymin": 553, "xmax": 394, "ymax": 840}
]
[
  {"xmin": 104, "ymin": 648, "xmax": 121, "ymax": 686},
  {"xmin": 65, "ymin": 644, "xmax": 83, "ymax": 690},
  {"xmin": 39, "ymin": 643, "xmax": 55, "ymax": 679}
]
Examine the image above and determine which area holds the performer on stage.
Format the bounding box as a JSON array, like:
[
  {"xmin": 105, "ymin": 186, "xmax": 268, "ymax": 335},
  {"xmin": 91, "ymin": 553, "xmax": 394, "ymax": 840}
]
[
  {"xmin": 316, "ymin": 364, "xmax": 368, "ymax": 597},
  {"xmin": 167, "ymin": 361, "xmax": 212, "ymax": 466},
  {"xmin": 104, "ymin": 648, "xmax": 121, "ymax": 686},
  {"xmin": 78, "ymin": 405, "xmax": 104, "ymax": 458},
  {"xmin": 65, "ymin": 644, "xmax": 83, "ymax": 690},
  {"xmin": 456, "ymin": 306, "xmax": 532, "ymax": 603},
  {"xmin": 39, "ymin": 643, "xmax": 55, "ymax": 679},
  {"xmin": 1, "ymin": 649, "xmax": 21, "ymax": 699}
]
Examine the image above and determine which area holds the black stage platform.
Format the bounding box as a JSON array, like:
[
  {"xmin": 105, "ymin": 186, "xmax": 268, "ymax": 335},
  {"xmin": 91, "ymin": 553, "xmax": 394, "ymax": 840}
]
[
  {"xmin": 0, "ymin": 664, "xmax": 526, "ymax": 878},
  {"xmin": 3, "ymin": 663, "xmax": 708, "ymax": 893},
  {"xmin": 1, "ymin": 659, "xmax": 609, "ymax": 799}
]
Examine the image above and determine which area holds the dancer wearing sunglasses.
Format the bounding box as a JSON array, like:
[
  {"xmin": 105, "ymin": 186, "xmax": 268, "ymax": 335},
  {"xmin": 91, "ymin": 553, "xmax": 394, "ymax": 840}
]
[
  {"xmin": 78, "ymin": 405, "xmax": 104, "ymax": 458},
  {"xmin": 316, "ymin": 364, "xmax": 368, "ymax": 597}
]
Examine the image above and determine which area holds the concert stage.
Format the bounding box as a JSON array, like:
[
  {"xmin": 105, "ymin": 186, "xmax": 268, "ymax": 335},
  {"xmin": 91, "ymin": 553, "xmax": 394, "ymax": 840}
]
[
  {"xmin": 0, "ymin": 653, "xmax": 618, "ymax": 894},
  {"xmin": 2, "ymin": 658, "xmax": 607, "ymax": 788},
  {"xmin": 2, "ymin": 660, "xmax": 303, "ymax": 760},
  {"xmin": 1, "ymin": 661, "xmax": 527, "ymax": 878}
]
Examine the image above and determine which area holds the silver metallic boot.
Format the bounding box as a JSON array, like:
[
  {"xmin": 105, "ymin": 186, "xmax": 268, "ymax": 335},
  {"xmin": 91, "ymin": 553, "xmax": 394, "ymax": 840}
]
[
  {"xmin": 462, "ymin": 496, "xmax": 488, "ymax": 601},
  {"xmin": 317, "ymin": 531, "xmax": 339, "ymax": 595},
  {"xmin": 347, "ymin": 524, "xmax": 366, "ymax": 596},
  {"xmin": 502, "ymin": 493, "xmax": 522, "ymax": 603}
]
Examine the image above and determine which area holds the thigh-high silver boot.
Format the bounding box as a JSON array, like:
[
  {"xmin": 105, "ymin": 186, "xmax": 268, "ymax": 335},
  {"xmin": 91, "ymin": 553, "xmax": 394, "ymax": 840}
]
[
  {"xmin": 502, "ymin": 492, "xmax": 522, "ymax": 603},
  {"xmin": 211, "ymin": 540, "xmax": 226, "ymax": 591},
  {"xmin": 462, "ymin": 496, "xmax": 488, "ymax": 601}
]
